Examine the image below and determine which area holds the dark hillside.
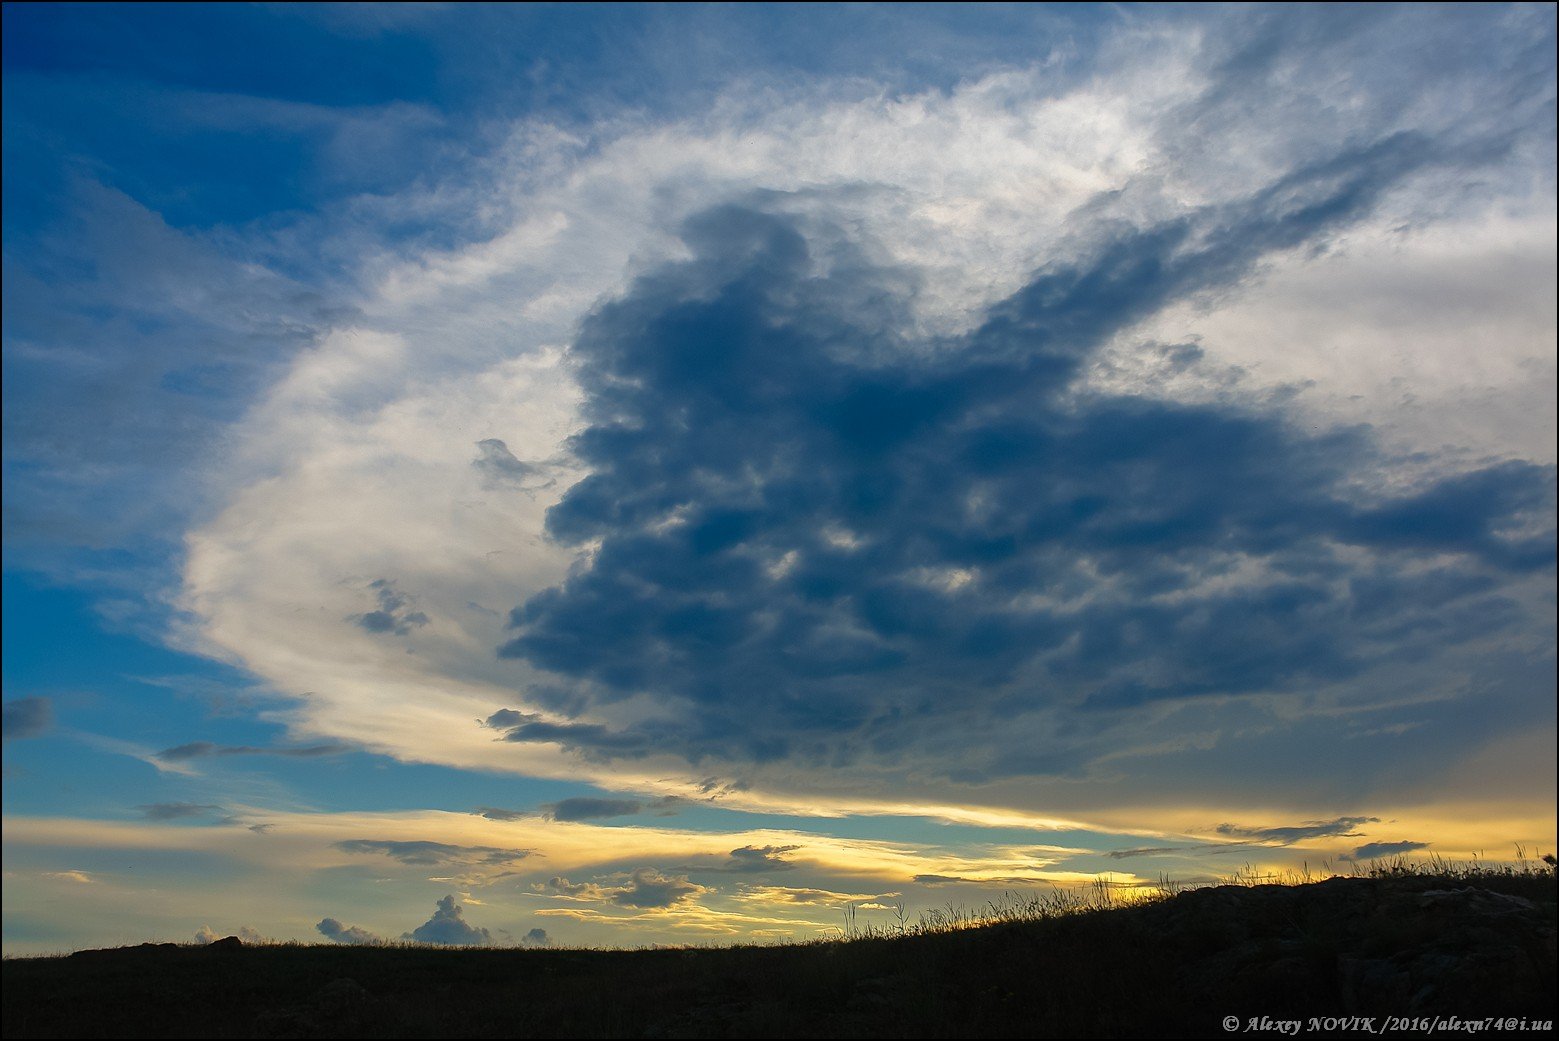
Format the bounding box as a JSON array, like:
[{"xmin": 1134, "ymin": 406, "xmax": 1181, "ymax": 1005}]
[{"xmin": 4, "ymin": 871, "xmax": 1554, "ymax": 1039}]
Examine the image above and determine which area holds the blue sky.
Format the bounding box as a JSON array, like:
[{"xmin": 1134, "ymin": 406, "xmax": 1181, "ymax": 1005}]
[{"xmin": 3, "ymin": 3, "xmax": 1555, "ymax": 953}]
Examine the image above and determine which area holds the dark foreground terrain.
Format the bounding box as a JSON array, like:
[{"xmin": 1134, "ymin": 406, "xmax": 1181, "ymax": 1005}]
[{"xmin": 4, "ymin": 871, "xmax": 1555, "ymax": 1039}]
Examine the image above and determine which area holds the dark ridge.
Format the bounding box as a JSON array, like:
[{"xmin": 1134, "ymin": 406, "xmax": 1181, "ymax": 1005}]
[{"xmin": 4, "ymin": 872, "xmax": 1554, "ymax": 1039}]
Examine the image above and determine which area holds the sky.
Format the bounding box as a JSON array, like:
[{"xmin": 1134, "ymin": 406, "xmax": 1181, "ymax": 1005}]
[{"xmin": 2, "ymin": 3, "xmax": 1555, "ymax": 955}]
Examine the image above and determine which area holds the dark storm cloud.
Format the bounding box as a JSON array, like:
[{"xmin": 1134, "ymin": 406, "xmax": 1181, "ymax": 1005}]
[
  {"xmin": 2, "ymin": 697, "xmax": 52, "ymax": 740},
  {"xmin": 334, "ymin": 839, "xmax": 534, "ymax": 867},
  {"xmin": 487, "ymin": 125, "xmax": 1554, "ymax": 779},
  {"xmin": 402, "ymin": 895, "xmax": 492, "ymax": 946},
  {"xmin": 316, "ymin": 917, "xmax": 384, "ymax": 945},
  {"xmin": 138, "ymin": 802, "xmax": 222, "ymax": 821},
  {"xmin": 1341, "ymin": 841, "xmax": 1430, "ymax": 862},
  {"xmin": 155, "ymin": 741, "xmax": 347, "ymax": 761},
  {"xmin": 522, "ymin": 927, "xmax": 552, "ymax": 947},
  {"xmin": 1215, "ymin": 816, "xmax": 1379, "ymax": 845},
  {"xmin": 351, "ymin": 579, "xmax": 429, "ymax": 635}
]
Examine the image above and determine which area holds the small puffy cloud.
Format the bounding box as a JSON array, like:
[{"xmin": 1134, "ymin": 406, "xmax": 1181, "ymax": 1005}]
[
  {"xmin": 156, "ymin": 741, "xmax": 348, "ymax": 762},
  {"xmin": 351, "ymin": 579, "xmax": 429, "ymax": 636},
  {"xmin": 139, "ymin": 802, "xmax": 222, "ymax": 821},
  {"xmin": 334, "ymin": 839, "xmax": 534, "ymax": 867},
  {"xmin": 317, "ymin": 917, "xmax": 385, "ymax": 945},
  {"xmin": 194, "ymin": 925, "xmax": 268, "ymax": 945},
  {"xmin": 402, "ymin": 895, "xmax": 492, "ymax": 946},
  {"xmin": 1215, "ymin": 816, "xmax": 1380, "ymax": 845},
  {"xmin": 1341, "ymin": 841, "xmax": 1430, "ymax": 862},
  {"xmin": 2, "ymin": 697, "xmax": 52, "ymax": 740},
  {"xmin": 521, "ymin": 927, "xmax": 552, "ymax": 947}
]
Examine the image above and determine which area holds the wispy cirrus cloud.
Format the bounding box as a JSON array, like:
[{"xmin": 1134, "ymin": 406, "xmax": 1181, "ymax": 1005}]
[
  {"xmin": 333, "ymin": 839, "xmax": 534, "ymax": 867},
  {"xmin": 155, "ymin": 741, "xmax": 348, "ymax": 762},
  {"xmin": 138, "ymin": 802, "xmax": 223, "ymax": 822},
  {"xmin": 1215, "ymin": 817, "xmax": 1380, "ymax": 846},
  {"xmin": 2, "ymin": 698, "xmax": 52, "ymax": 740}
]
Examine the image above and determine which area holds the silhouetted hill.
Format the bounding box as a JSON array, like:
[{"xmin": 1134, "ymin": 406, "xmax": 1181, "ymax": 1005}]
[{"xmin": 4, "ymin": 871, "xmax": 1554, "ymax": 1038}]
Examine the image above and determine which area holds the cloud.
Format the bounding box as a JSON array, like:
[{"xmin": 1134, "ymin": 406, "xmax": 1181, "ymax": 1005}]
[
  {"xmin": 474, "ymin": 438, "xmax": 551, "ymax": 491},
  {"xmin": 170, "ymin": 11, "xmax": 1556, "ymax": 827},
  {"xmin": 492, "ymin": 795, "xmax": 685, "ymax": 822},
  {"xmin": 402, "ymin": 895, "xmax": 492, "ymax": 946},
  {"xmin": 1104, "ymin": 847, "xmax": 1184, "ymax": 860},
  {"xmin": 537, "ymin": 876, "xmax": 606, "ymax": 900},
  {"xmin": 317, "ymin": 917, "xmax": 385, "ymax": 945},
  {"xmin": 194, "ymin": 925, "xmax": 268, "ymax": 945},
  {"xmin": 2, "ymin": 178, "xmax": 340, "ymax": 587},
  {"xmin": 523, "ymin": 797, "xmax": 682, "ymax": 822},
  {"xmin": 333, "ymin": 839, "xmax": 534, "ymax": 867},
  {"xmin": 1341, "ymin": 841, "xmax": 1430, "ymax": 863},
  {"xmin": 1215, "ymin": 816, "xmax": 1380, "ymax": 845},
  {"xmin": 544, "ymin": 797, "xmax": 645, "ymax": 822},
  {"xmin": 913, "ymin": 874, "xmax": 1061, "ymax": 887},
  {"xmin": 737, "ymin": 885, "xmax": 888, "ymax": 905},
  {"xmin": 42, "ymin": 870, "xmax": 95, "ymax": 884},
  {"xmin": 494, "ymin": 183, "xmax": 1553, "ymax": 779},
  {"xmin": 351, "ymin": 579, "xmax": 430, "ymax": 636},
  {"xmin": 138, "ymin": 802, "xmax": 223, "ymax": 821},
  {"xmin": 720, "ymin": 844, "xmax": 802, "ymax": 873},
  {"xmin": 2, "ymin": 697, "xmax": 52, "ymax": 740},
  {"xmin": 481, "ymin": 710, "xmax": 665, "ymax": 759},
  {"xmin": 474, "ymin": 807, "xmax": 532, "ymax": 821},
  {"xmin": 521, "ymin": 927, "xmax": 552, "ymax": 947},
  {"xmin": 537, "ymin": 868, "xmax": 710, "ymax": 910},
  {"xmin": 155, "ymin": 741, "xmax": 348, "ymax": 762},
  {"xmin": 610, "ymin": 869, "xmax": 708, "ymax": 909}
]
